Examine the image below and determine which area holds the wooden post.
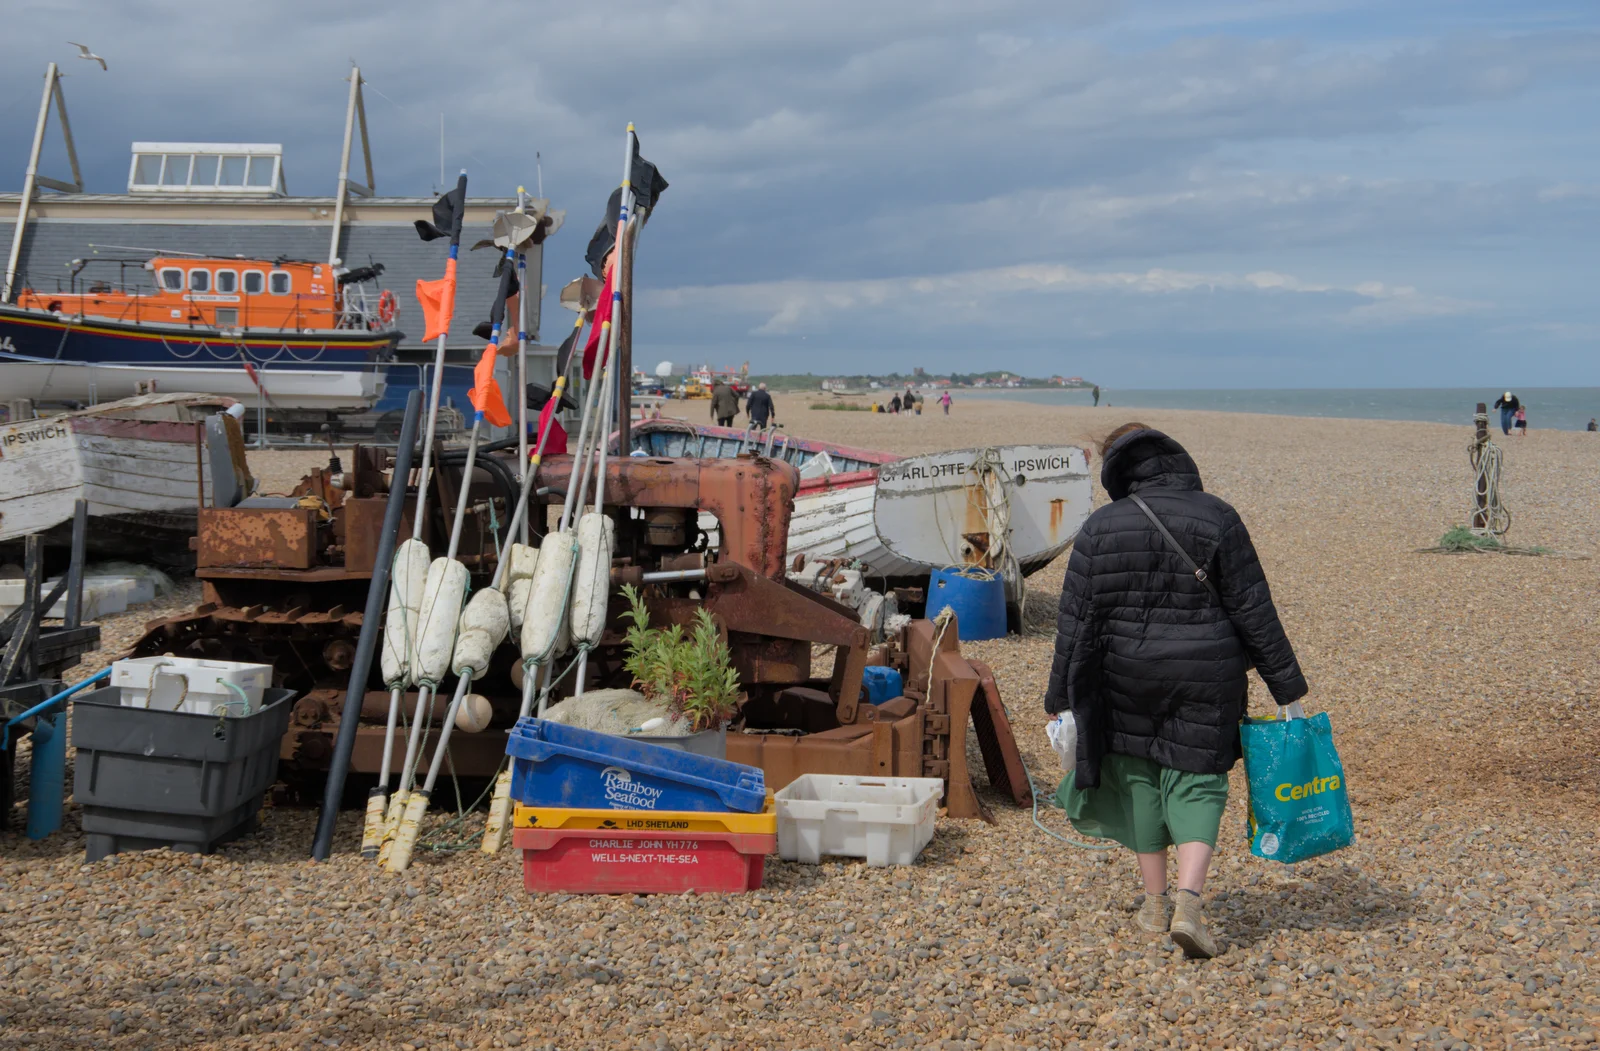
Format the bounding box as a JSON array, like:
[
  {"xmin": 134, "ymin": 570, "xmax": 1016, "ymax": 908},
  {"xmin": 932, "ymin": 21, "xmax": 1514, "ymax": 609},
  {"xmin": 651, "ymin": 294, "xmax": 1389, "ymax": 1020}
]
[
  {"xmin": 617, "ymin": 218, "xmax": 637, "ymax": 459},
  {"xmin": 1472, "ymin": 402, "xmax": 1489, "ymax": 531},
  {"xmin": 194, "ymin": 421, "xmax": 206, "ymax": 510},
  {"xmin": 63, "ymin": 499, "xmax": 87, "ymax": 630}
]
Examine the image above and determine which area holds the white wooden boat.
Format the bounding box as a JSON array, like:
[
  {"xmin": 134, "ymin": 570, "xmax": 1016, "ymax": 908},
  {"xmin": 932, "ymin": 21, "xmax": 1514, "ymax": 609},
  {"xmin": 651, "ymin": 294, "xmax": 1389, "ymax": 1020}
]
[
  {"xmin": 873, "ymin": 444, "xmax": 1093, "ymax": 597},
  {"xmin": 0, "ymin": 392, "xmax": 248, "ymax": 564},
  {"xmin": 0, "ymin": 352, "xmax": 385, "ymax": 412}
]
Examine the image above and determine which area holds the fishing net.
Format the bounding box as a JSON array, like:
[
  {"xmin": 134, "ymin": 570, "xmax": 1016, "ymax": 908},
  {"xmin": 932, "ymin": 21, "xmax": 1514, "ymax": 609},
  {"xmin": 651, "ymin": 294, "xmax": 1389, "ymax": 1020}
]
[{"xmin": 541, "ymin": 688, "xmax": 693, "ymax": 737}]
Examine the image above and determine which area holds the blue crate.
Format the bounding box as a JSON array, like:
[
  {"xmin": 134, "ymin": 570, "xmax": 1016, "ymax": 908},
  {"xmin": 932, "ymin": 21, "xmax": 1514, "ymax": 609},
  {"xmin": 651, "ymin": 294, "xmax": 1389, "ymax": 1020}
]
[
  {"xmin": 506, "ymin": 717, "xmax": 767, "ymax": 814},
  {"xmin": 861, "ymin": 666, "xmax": 904, "ymax": 705}
]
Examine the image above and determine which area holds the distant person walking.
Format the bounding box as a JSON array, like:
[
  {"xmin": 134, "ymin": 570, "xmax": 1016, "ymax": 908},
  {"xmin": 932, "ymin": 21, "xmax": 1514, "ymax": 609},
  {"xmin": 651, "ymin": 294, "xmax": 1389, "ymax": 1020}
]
[
  {"xmin": 1587, "ymin": 418, "xmax": 1597, "ymax": 432},
  {"xmin": 888, "ymin": 393, "xmax": 902, "ymax": 414},
  {"xmin": 1046, "ymin": 423, "xmax": 1308, "ymax": 959},
  {"xmin": 939, "ymin": 390, "xmax": 952, "ymax": 415},
  {"xmin": 746, "ymin": 382, "xmax": 775, "ymax": 429},
  {"xmin": 710, "ymin": 380, "xmax": 740, "ymax": 428},
  {"xmin": 1493, "ymin": 392, "xmax": 1520, "ymax": 436},
  {"xmin": 913, "ymin": 392, "xmax": 925, "ymax": 416},
  {"xmin": 1093, "ymin": 385, "xmax": 1101, "ymax": 407},
  {"xmin": 1514, "ymin": 405, "xmax": 1527, "ymax": 437}
]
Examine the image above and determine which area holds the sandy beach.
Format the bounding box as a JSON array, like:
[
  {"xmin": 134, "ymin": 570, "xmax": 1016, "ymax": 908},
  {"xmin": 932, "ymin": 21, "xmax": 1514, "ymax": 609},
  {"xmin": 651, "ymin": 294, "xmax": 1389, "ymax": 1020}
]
[{"xmin": 5, "ymin": 394, "xmax": 1597, "ymax": 1049}]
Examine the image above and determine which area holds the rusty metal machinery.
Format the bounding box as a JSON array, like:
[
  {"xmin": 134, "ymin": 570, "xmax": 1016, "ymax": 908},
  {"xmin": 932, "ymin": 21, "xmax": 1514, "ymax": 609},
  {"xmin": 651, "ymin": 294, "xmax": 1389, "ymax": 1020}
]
[{"xmin": 128, "ymin": 443, "xmax": 1030, "ymax": 817}]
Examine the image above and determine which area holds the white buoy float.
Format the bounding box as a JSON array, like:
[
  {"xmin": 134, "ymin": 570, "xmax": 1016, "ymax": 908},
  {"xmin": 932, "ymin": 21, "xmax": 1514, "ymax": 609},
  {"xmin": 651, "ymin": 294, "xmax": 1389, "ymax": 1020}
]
[
  {"xmin": 364, "ymin": 536, "xmax": 430, "ymax": 859},
  {"xmin": 503, "ymin": 543, "xmax": 539, "ymax": 634}
]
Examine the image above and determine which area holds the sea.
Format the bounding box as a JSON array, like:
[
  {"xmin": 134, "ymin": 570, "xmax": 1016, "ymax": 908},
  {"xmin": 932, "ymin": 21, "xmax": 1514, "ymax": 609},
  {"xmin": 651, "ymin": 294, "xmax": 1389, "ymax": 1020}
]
[{"xmin": 962, "ymin": 388, "xmax": 1600, "ymax": 433}]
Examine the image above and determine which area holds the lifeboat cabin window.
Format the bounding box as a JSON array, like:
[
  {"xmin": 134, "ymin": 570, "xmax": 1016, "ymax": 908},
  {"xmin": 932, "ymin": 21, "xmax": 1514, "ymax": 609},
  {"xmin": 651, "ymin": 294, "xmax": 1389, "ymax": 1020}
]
[
  {"xmin": 268, "ymin": 271, "xmax": 291, "ymax": 296},
  {"xmin": 243, "ymin": 270, "xmax": 265, "ymax": 295},
  {"xmin": 160, "ymin": 268, "xmax": 184, "ymax": 292},
  {"xmin": 215, "ymin": 270, "xmax": 238, "ymax": 294},
  {"xmin": 188, "ymin": 269, "xmax": 210, "ymax": 293}
]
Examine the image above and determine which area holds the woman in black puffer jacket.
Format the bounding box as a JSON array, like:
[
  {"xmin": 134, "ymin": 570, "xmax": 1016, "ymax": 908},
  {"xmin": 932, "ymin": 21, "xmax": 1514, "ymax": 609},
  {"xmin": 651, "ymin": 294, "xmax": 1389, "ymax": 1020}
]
[{"xmin": 1045, "ymin": 423, "xmax": 1307, "ymax": 958}]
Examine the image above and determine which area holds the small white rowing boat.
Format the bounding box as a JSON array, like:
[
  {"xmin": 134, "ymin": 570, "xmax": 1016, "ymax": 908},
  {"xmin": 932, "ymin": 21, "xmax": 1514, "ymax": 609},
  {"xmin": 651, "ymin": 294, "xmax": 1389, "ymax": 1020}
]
[{"xmin": 0, "ymin": 352, "xmax": 385, "ymax": 412}]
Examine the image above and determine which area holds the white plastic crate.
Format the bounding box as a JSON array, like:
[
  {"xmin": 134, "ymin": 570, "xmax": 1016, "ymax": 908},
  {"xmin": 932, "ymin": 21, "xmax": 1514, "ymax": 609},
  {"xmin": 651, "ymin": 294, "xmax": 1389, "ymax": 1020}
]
[
  {"xmin": 110, "ymin": 657, "xmax": 271, "ymax": 716},
  {"xmin": 774, "ymin": 774, "xmax": 944, "ymax": 867}
]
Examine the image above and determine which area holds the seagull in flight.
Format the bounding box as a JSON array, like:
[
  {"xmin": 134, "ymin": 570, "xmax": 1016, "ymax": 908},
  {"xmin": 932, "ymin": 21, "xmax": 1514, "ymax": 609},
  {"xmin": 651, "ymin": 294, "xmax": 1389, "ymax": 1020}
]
[{"xmin": 68, "ymin": 42, "xmax": 107, "ymax": 70}]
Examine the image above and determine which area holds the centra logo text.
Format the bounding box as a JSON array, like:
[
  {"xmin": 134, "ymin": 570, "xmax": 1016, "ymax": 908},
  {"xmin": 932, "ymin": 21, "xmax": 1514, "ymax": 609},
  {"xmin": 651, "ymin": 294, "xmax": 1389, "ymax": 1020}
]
[{"xmin": 1275, "ymin": 775, "xmax": 1341, "ymax": 802}]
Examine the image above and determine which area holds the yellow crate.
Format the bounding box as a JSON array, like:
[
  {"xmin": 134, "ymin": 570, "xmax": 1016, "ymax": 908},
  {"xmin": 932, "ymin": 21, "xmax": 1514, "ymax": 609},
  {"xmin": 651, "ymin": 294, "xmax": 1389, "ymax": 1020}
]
[{"xmin": 513, "ymin": 797, "xmax": 777, "ymax": 835}]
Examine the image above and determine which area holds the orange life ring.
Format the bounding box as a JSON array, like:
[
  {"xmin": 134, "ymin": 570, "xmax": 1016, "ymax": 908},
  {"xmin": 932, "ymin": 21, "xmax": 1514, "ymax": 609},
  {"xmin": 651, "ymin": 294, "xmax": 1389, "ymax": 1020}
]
[{"xmin": 377, "ymin": 290, "xmax": 398, "ymax": 327}]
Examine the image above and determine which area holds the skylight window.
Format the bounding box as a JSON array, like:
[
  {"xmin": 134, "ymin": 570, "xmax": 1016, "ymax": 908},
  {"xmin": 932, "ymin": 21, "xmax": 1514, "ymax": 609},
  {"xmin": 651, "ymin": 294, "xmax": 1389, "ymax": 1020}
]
[{"xmin": 129, "ymin": 143, "xmax": 285, "ymax": 195}]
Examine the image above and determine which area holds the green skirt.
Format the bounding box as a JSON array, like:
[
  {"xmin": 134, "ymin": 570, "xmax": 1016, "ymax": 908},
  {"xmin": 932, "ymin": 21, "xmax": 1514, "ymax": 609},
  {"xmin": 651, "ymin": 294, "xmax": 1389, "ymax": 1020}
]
[{"xmin": 1056, "ymin": 753, "xmax": 1229, "ymax": 853}]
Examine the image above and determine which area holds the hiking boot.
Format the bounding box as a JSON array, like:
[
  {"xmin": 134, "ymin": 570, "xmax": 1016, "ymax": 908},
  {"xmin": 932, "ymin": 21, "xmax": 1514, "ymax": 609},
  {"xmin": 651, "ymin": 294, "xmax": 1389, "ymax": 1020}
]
[
  {"xmin": 1135, "ymin": 892, "xmax": 1172, "ymax": 934},
  {"xmin": 1169, "ymin": 890, "xmax": 1219, "ymax": 959}
]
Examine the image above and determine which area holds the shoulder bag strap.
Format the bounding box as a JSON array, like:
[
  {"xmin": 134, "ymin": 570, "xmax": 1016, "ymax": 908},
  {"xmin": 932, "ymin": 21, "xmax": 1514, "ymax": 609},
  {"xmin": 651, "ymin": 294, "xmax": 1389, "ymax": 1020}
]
[{"xmin": 1127, "ymin": 492, "xmax": 1222, "ymax": 603}]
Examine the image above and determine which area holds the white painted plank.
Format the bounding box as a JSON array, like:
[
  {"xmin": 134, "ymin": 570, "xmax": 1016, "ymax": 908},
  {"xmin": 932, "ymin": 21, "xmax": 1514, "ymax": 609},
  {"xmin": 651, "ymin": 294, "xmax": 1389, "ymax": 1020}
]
[{"xmin": 0, "ymin": 418, "xmax": 86, "ymax": 540}]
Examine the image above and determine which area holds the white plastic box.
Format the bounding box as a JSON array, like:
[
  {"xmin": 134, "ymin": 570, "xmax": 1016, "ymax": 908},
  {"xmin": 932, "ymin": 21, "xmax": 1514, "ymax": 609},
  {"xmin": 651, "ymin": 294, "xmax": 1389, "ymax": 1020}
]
[
  {"xmin": 774, "ymin": 774, "xmax": 944, "ymax": 867},
  {"xmin": 0, "ymin": 575, "xmax": 155, "ymax": 621},
  {"xmin": 110, "ymin": 657, "xmax": 272, "ymax": 716}
]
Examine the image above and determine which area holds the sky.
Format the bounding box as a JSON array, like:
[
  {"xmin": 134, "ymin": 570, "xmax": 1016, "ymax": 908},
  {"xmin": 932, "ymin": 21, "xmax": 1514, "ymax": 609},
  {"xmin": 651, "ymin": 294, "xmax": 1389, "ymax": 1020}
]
[{"xmin": 2, "ymin": 1, "xmax": 1596, "ymax": 388}]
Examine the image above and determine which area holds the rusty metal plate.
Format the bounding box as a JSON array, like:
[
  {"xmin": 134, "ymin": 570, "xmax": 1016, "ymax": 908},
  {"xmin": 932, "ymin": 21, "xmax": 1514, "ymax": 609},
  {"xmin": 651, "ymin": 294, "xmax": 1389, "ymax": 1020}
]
[
  {"xmin": 344, "ymin": 497, "xmax": 413, "ymax": 574},
  {"xmin": 197, "ymin": 507, "xmax": 318, "ymax": 569}
]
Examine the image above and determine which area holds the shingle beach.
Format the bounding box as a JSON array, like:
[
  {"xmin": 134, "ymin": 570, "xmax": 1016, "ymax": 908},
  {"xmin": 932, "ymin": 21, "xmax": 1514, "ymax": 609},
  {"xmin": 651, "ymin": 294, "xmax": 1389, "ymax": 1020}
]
[{"xmin": 5, "ymin": 394, "xmax": 1596, "ymax": 1050}]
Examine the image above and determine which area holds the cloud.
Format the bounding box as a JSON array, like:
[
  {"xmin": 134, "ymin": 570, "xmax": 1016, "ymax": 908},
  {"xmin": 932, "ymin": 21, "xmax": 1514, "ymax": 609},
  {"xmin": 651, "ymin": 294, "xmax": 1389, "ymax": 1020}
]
[
  {"xmin": 0, "ymin": 1, "xmax": 1595, "ymax": 383},
  {"xmin": 647, "ymin": 261, "xmax": 1480, "ymax": 338}
]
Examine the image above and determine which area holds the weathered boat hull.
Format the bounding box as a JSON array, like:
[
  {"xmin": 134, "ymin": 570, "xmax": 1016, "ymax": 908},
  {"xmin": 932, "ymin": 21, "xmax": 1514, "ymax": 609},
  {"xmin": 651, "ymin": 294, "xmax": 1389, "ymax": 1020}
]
[
  {"xmin": 0, "ymin": 394, "xmax": 245, "ymax": 565},
  {"xmin": 0, "ymin": 353, "xmax": 385, "ymax": 411},
  {"xmin": 630, "ymin": 419, "xmax": 894, "ymax": 476},
  {"xmin": 0, "ymin": 304, "xmax": 397, "ymax": 411},
  {"xmin": 873, "ymin": 445, "xmax": 1094, "ymax": 579}
]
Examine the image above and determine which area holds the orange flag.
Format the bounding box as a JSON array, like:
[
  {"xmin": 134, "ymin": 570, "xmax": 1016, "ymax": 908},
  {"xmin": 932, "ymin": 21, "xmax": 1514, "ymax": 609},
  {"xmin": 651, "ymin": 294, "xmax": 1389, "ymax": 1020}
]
[
  {"xmin": 496, "ymin": 293, "xmax": 520, "ymax": 356},
  {"xmin": 468, "ymin": 345, "xmax": 512, "ymax": 426},
  {"xmin": 415, "ymin": 257, "xmax": 458, "ymax": 342}
]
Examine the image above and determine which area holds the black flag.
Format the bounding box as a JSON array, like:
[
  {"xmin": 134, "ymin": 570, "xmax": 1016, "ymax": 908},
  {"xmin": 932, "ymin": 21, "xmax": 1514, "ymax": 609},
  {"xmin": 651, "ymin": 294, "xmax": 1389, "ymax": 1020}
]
[
  {"xmin": 526, "ymin": 382, "xmax": 578, "ymax": 413},
  {"xmin": 414, "ymin": 182, "xmax": 466, "ymax": 242},
  {"xmin": 585, "ymin": 136, "xmax": 669, "ymax": 277},
  {"xmin": 470, "ymin": 261, "xmax": 521, "ymax": 340},
  {"xmin": 554, "ymin": 324, "xmax": 580, "ymax": 375}
]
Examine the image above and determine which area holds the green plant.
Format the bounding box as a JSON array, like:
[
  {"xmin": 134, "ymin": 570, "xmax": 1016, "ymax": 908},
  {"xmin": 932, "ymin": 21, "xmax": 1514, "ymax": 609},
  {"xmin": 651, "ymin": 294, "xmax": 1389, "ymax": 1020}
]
[
  {"xmin": 808, "ymin": 401, "xmax": 872, "ymax": 412},
  {"xmin": 1435, "ymin": 526, "xmax": 1504, "ymax": 552},
  {"xmin": 619, "ymin": 584, "xmax": 742, "ymax": 731}
]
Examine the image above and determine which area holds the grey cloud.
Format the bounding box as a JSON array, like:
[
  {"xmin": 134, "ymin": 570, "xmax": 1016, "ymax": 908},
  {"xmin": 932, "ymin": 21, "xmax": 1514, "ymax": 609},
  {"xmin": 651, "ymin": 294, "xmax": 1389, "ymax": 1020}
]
[{"xmin": 1, "ymin": 1, "xmax": 1594, "ymax": 384}]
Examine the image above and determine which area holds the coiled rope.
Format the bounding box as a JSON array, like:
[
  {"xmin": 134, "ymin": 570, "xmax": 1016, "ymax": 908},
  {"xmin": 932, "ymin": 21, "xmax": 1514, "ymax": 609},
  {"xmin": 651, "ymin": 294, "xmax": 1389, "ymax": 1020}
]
[
  {"xmin": 1469, "ymin": 412, "xmax": 1511, "ymax": 538},
  {"xmin": 970, "ymin": 448, "xmax": 1027, "ymax": 629}
]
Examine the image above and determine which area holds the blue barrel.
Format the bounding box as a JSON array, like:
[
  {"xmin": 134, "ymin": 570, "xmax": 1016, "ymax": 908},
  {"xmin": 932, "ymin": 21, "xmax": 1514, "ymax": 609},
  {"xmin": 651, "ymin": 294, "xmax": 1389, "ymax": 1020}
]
[
  {"xmin": 861, "ymin": 666, "xmax": 904, "ymax": 705},
  {"xmin": 928, "ymin": 568, "xmax": 1007, "ymax": 641}
]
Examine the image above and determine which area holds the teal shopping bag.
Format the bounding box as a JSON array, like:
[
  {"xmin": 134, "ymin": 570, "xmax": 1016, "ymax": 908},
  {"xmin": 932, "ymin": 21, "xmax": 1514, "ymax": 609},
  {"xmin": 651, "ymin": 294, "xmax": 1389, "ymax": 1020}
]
[{"xmin": 1240, "ymin": 709, "xmax": 1353, "ymax": 863}]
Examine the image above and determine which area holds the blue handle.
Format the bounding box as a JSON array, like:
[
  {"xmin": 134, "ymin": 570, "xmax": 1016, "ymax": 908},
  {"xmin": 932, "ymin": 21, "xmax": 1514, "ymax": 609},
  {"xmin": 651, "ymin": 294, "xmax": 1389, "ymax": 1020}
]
[{"xmin": 2, "ymin": 667, "xmax": 111, "ymax": 750}]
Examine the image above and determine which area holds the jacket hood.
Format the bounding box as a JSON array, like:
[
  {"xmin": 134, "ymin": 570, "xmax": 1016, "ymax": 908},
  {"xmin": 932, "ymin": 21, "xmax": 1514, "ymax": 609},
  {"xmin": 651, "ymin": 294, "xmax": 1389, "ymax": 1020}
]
[{"xmin": 1100, "ymin": 428, "xmax": 1203, "ymax": 500}]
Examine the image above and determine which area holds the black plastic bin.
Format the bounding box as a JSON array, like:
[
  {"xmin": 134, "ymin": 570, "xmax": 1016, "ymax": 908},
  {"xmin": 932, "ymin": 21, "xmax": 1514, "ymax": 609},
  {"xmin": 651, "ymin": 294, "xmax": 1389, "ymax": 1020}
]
[{"xmin": 71, "ymin": 685, "xmax": 297, "ymax": 861}]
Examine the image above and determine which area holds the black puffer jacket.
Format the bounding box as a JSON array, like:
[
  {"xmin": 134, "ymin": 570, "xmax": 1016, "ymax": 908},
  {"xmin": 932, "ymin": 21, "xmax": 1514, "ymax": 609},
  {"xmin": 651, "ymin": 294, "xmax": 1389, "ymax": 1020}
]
[{"xmin": 1044, "ymin": 428, "xmax": 1307, "ymax": 787}]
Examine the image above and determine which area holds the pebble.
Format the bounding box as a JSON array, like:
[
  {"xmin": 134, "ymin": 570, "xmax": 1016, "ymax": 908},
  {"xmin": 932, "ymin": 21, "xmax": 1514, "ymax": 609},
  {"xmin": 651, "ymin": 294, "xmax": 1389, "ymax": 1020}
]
[{"xmin": 8, "ymin": 400, "xmax": 1595, "ymax": 1049}]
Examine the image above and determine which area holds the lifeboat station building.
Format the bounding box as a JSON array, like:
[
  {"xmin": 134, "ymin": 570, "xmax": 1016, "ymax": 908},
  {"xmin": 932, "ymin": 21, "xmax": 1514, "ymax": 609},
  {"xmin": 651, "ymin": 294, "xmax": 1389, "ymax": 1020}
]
[{"xmin": 0, "ymin": 67, "xmax": 562, "ymax": 433}]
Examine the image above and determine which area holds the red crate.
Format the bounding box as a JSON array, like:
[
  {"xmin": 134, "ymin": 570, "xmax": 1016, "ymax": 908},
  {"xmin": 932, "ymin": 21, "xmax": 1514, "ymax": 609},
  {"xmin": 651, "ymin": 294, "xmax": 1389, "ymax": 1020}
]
[{"xmin": 512, "ymin": 826, "xmax": 775, "ymax": 895}]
